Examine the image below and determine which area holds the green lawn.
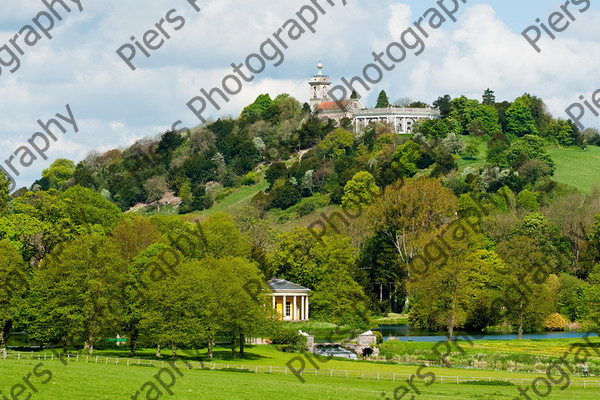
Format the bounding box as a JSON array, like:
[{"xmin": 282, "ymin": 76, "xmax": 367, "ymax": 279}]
[
  {"xmin": 548, "ymin": 146, "xmax": 600, "ymax": 193},
  {"xmin": 5, "ymin": 339, "xmax": 598, "ymax": 382},
  {"xmin": 374, "ymin": 313, "xmax": 409, "ymax": 325},
  {"xmin": 190, "ymin": 178, "xmax": 269, "ymax": 220},
  {"xmin": 1, "ymin": 357, "xmax": 598, "ymax": 399},
  {"xmin": 453, "ymin": 137, "xmax": 600, "ymax": 195}
]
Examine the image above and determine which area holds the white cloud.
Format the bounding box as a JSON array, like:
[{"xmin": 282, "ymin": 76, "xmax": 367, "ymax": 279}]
[{"xmin": 1, "ymin": 0, "xmax": 600, "ymax": 190}]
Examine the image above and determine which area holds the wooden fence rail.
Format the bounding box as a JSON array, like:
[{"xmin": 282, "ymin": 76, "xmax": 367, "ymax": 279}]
[{"xmin": 2, "ymin": 351, "xmax": 599, "ymax": 389}]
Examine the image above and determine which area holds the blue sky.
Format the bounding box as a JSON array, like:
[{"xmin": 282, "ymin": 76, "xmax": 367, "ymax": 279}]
[{"xmin": 1, "ymin": 0, "xmax": 599, "ymax": 190}]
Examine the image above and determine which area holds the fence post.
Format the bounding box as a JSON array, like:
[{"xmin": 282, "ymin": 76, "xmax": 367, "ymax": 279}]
[{"xmin": 441, "ymin": 376, "xmax": 443, "ymax": 384}]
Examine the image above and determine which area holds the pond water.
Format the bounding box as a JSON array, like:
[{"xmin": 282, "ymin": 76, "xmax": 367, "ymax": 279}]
[
  {"xmin": 377, "ymin": 324, "xmax": 599, "ymax": 342},
  {"xmin": 6, "ymin": 333, "xmax": 44, "ymax": 349}
]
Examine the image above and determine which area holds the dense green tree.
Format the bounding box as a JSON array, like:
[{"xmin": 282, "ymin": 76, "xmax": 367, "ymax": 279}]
[
  {"xmin": 73, "ymin": 161, "xmax": 98, "ymax": 190},
  {"xmin": 205, "ymin": 257, "xmax": 272, "ymax": 357},
  {"xmin": 557, "ymin": 273, "xmax": 587, "ymax": 322},
  {"xmin": 29, "ymin": 235, "xmax": 127, "ymax": 354},
  {"xmin": 514, "ymin": 212, "xmax": 571, "ymax": 273},
  {"xmin": 156, "ymin": 131, "xmax": 184, "ymax": 164},
  {"xmin": 143, "ymin": 175, "xmax": 168, "ymax": 206},
  {"xmin": 60, "ymin": 186, "xmax": 122, "ymax": 234},
  {"xmin": 342, "ymin": 171, "xmax": 380, "ymax": 209},
  {"xmin": 110, "ymin": 216, "xmax": 163, "ymax": 261},
  {"xmin": 368, "ymin": 179, "xmax": 457, "ymax": 310},
  {"xmin": 471, "ymin": 104, "xmax": 501, "ymax": 135},
  {"xmin": 358, "ymin": 232, "xmax": 402, "ymax": 311},
  {"xmin": 433, "ymin": 94, "xmax": 452, "ymax": 118},
  {"xmin": 375, "ymin": 90, "xmax": 390, "ymax": 108},
  {"xmin": 506, "ymin": 134, "xmax": 555, "ymax": 173},
  {"xmin": 318, "ymin": 128, "xmax": 354, "ymax": 160},
  {"xmin": 417, "ymin": 119, "xmax": 450, "ymax": 138},
  {"xmin": 305, "ymin": 236, "xmax": 371, "ymax": 328},
  {"xmin": 449, "ymin": 96, "xmax": 480, "ymax": 135},
  {"xmin": 269, "ymin": 228, "xmax": 319, "ymax": 288},
  {"xmin": 0, "ymin": 172, "xmax": 10, "ymax": 215},
  {"xmin": 430, "ymin": 144, "xmax": 458, "ymax": 177},
  {"xmin": 42, "ymin": 159, "xmax": 76, "ymax": 189},
  {"xmin": 199, "ymin": 212, "xmax": 251, "ymax": 259},
  {"xmin": 177, "ymin": 181, "xmax": 193, "ymax": 214},
  {"xmin": 581, "ymin": 265, "xmax": 600, "ymax": 333},
  {"xmin": 140, "ymin": 257, "xmax": 219, "ymax": 358},
  {"xmin": 0, "ymin": 240, "xmax": 27, "ymax": 358},
  {"xmin": 522, "ymin": 94, "xmax": 552, "ymax": 136},
  {"xmin": 240, "ymin": 94, "xmax": 273, "ymax": 121},
  {"xmin": 390, "ymin": 140, "xmax": 422, "ymax": 177},
  {"xmin": 150, "ymin": 216, "xmax": 206, "ymax": 259},
  {"xmin": 267, "ymin": 179, "xmax": 301, "ymax": 210},
  {"xmin": 546, "ymin": 118, "xmax": 582, "ymax": 147},
  {"xmin": 123, "ymin": 243, "xmax": 174, "ymax": 356},
  {"xmin": 482, "ymin": 89, "xmax": 496, "ymax": 105},
  {"xmin": 495, "ymin": 236, "xmax": 556, "ymax": 338},
  {"xmin": 409, "ymin": 232, "xmax": 501, "ymax": 339},
  {"xmin": 191, "ymin": 184, "xmax": 213, "ymax": 211},
  {"xmin": 516, "ymin": 190, "xmax": 539, "ymax": 211},
  {"xmin": 505, "ymin": 97, "xmax": 538, "ymax": 137},
  {"xmin": 265, "ymin": 162, "xmax": 288, "ymax": 187}
]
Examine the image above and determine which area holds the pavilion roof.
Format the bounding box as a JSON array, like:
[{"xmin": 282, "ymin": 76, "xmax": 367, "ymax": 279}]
[{"xmin": 267, "ymin": 278, "xmax": 310, "ymax": 292}]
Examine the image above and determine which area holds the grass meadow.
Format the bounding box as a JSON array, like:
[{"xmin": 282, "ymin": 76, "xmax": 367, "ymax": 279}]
[
  {"xmin": 2, "ymin": 339, "xmax": 599, "ymax": 399},
  {"xmin": 1, "ymin": 357, "xmax": 598, "ymax": 400}
]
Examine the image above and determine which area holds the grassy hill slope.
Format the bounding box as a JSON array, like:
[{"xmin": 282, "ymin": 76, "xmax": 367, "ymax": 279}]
[{"xmin": 548, "ymin": 146, "xmax": 600, "ymax": 194}]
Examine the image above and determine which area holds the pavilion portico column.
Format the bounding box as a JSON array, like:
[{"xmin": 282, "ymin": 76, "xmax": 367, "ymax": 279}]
[
  {"xmin": 306, "ymin": 296, "xmax": 309, "ymax": 320},
  {"xmin": 304, "ymin": 296, "xmax": 307, "ymax": 320},
  {"xmin": 293, "ymin": 295, "xmax": 297, "ymax": 321},
  {"xmin": 283, "ymin": 295, "xmax": 286, "ymax": 320}
]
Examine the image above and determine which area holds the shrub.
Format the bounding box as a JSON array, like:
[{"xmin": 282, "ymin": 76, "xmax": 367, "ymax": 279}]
[
  {"xmin": 240, "ymin": 171, "xmax": 257, "ymax": 186},
  {"xmin": 544, "ymin": 313, "xmax": 567, "ymax": 331},
  {"xmin": 270, "ymin": 327, "xmax": 307, "ymax": 352},
  {"xmin": 460, "ymin": 380, "xmax": 514, "ymax": 386},
  {"xmin": 296, "ymin": 201, "xmax": 316, "ymax": 217},
  {"xmin": 268, "ymin": 179, "xmax": 301, "ymax": 209},
  {"xmin": 372, "ymin": 330, "xmax": 384, "ymax": 344},
  {"xmin": 517, "ymin": 189, "xmax": 539, "ymax": 211}
]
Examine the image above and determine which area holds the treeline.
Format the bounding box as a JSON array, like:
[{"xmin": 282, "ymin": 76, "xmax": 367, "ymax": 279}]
[
  {"xmin": 3, "ymin": 89, "xmax": 600, "ymax": 348},
  {"xmin": 0, "ymin": 180, "xmax": 371, "ymax": 357},
  {"xmin": 20, "ymin": 90, "xmax": 600, "ymax": 219}
]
